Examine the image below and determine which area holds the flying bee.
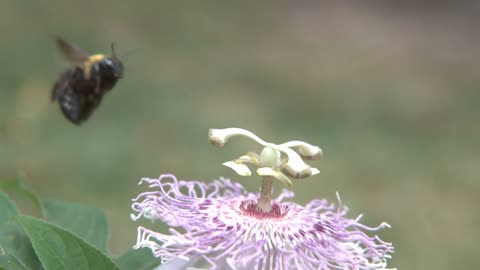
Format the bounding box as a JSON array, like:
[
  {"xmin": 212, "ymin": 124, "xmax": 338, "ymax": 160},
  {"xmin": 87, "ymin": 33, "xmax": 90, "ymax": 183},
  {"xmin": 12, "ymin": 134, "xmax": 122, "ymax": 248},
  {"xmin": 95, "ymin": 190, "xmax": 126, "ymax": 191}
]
[{"xmin": 51, "ymin": 37, "xmax": 124, "ymax": 124}]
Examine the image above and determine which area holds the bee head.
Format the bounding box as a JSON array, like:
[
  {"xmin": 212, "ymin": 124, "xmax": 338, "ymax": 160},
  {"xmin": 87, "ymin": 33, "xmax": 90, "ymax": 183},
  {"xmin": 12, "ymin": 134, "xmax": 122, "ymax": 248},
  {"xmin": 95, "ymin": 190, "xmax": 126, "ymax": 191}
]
[
  {"xmin": 100, "ymin": 57, "xmax": 124, "ymax": 79},
  {"xmin": 103, "ymin": 43, "xmax": 123, "ymax": 78}
]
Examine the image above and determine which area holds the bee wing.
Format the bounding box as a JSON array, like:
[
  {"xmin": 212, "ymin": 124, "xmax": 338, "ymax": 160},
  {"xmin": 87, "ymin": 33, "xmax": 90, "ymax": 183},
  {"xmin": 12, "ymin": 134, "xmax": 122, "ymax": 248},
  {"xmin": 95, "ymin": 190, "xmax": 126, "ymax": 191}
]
[{"xmin": 55, "ymin": 36, "xmax": 89, "ymax": 64}]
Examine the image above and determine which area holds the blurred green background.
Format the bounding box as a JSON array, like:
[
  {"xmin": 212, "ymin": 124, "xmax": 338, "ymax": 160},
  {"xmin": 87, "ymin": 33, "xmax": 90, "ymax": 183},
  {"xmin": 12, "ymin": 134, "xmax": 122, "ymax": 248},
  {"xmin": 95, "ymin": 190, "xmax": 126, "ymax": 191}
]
[{"xmin": 1, "ymin": 1, "xmax": 479, "ymax": 269}]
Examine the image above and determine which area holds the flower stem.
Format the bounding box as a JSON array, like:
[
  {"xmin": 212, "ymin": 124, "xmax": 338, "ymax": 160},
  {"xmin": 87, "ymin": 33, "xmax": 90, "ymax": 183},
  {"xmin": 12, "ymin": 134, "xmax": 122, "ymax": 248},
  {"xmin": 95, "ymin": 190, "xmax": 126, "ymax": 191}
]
[{"xmin": 258, "ymin": 176, "xmax": 274, "ymax": 212}]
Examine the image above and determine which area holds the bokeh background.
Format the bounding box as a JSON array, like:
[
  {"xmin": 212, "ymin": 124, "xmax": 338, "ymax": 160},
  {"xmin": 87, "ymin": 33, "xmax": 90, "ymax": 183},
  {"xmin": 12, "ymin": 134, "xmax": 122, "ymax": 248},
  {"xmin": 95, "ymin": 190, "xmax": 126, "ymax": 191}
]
[{"xmin": 1, "ymin": 1, "xmax": 479, "ymax": 269}]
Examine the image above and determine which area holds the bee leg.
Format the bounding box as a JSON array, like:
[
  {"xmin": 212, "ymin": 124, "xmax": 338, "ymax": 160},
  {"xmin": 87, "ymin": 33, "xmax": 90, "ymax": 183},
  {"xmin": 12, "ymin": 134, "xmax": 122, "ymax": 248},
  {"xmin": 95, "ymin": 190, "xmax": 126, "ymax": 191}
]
[
  {"xmin": 95, "ymin": 73, "xmax": 102, "ymax": 94},
  {"xmin": 83, "ymin": 61, "xmax": 93, "ymax": 80}
]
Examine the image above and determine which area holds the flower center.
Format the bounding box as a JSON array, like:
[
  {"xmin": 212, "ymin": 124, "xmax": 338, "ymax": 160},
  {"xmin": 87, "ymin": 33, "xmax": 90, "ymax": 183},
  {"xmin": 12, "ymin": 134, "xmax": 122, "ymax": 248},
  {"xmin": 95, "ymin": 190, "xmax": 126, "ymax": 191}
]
[{"xmin": 239, "ymin": 199, "xmax": 288, "ymax": 219}]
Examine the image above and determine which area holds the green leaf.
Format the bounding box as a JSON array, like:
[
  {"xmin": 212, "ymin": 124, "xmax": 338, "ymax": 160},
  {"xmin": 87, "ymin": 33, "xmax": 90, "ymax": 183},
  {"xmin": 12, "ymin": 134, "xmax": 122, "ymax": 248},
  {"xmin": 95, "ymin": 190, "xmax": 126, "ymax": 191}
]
[
  {"xmin": 0, "ymin": 192, "xmax": 40, "ymax": 270},
  {"xmin": 115, "ymin": 248, "xmax": 159, "ymax": 270},
  {"xmin": 42, "ymin": 199, "xmax": 109, "ymax": 253},
  {"xmin": 16, "ymin": 215, "xmax": 119, "ymax": 270},
  {"xmin": 0, "ymin": 177, "xmax": 44, "ymax": 216}
]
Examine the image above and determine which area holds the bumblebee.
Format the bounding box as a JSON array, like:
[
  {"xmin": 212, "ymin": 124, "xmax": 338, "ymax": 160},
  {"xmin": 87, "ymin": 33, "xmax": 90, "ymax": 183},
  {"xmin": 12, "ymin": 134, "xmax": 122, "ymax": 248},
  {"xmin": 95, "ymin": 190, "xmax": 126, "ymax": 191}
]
[{"xmin": 51, "ymin": 37, "xmax": 124, "ymax": 124}]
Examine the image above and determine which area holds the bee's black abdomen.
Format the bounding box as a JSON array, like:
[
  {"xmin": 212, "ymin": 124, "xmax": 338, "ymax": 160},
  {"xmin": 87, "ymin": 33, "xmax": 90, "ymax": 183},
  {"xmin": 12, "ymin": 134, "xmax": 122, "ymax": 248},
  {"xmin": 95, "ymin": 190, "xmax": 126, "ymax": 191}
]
[
  {"xmin": 52, "ymin": 66, "xmax": 104, "ymax": 125},
  {"xmin": 57, "ymin": 84, "xmax": 104, "ymax": 125}
]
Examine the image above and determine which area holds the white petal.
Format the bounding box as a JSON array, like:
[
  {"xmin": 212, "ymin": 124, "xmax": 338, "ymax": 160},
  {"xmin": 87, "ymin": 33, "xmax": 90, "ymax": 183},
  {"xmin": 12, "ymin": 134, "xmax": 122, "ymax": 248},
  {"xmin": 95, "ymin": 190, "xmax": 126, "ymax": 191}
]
[
  {"xmin": 257, "ymin": 167, "xmax": 292, "ymax": 187},
  {"xmin": 223, "ymin": 161, "xmax": 251, "ymax": 176},
  {"xmin": 236, "ymin": 152, "xmax": 260, "ymax": 166},
  {"xmin": 209, "ymin": 128, "xmax": 269, "ymax": 147},
  {"xmin": 275, "ymin": 146, "xmax": 312, "ymax": 177},
  {"xmin": 153, "ymin": 256, "xmax": 200, "ymax": 270},
  {"xmin": 280, "ymin": 140, "xmax": 323, "ymax": 160}
]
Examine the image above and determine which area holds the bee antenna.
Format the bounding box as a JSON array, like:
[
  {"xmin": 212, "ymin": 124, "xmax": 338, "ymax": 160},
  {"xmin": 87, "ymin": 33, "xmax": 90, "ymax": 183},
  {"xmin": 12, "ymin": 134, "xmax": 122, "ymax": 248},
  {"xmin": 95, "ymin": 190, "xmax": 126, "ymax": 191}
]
[{"xmin": 111, "ymin": 42, "xmax": 117, "ymax": 58}]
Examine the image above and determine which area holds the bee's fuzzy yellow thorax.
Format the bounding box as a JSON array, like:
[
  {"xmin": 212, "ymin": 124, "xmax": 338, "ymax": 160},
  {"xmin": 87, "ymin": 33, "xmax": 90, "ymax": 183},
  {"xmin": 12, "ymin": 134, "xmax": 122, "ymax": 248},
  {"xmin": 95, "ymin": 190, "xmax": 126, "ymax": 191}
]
[
  {"xmin": 82, "ymin": 54, "xmax": 105, "ymax": 79},
  {"xmin": 88, "ymin": 54, "xmax": 106, "ymax": 63}
]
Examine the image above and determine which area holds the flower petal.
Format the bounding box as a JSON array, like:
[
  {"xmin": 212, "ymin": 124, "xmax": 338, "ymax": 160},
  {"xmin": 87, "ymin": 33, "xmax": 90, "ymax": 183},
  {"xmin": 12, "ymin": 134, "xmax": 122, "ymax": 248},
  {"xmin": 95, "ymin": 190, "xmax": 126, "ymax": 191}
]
[
  {"xmin": 311, "ymin": 167, "xmax": 320, "ymax": 175},
  {"xmin": 275, "ymin": 146, "xmax": 316, "ymax": 179},
  {"xmin": 223, "ymin": 161, "xmax": 252, "ymax": 176},
  {"xmin": 236, "ymin": 152, "xmax": 260, "ymax": 166},
  {"xmin": 257, "ymin": 167, "xmax": 292, "ymax": 187},
  {"xmin": 209, "ymin": 128, "xmax": 268, "ymax": 148},
  {"xmin": 153, "ymin": 256, "xmax": 199, "ymax": 270},
  {"xmin": 132, "ymin": 175, "xmax": 395, "ymax": 270},
  {"xmin": 280, "ymin": 140, "xmax": 323, "ymax": 160}
]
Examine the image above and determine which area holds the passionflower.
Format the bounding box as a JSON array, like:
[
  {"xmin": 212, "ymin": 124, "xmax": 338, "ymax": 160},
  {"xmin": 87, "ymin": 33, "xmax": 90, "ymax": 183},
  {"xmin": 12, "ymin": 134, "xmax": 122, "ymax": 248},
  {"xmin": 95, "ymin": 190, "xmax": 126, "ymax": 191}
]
[{"xmin": 131, "ymin": 128, "xmax": 395, "ymax": 270}]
